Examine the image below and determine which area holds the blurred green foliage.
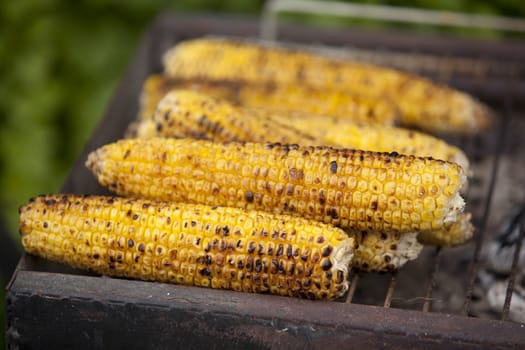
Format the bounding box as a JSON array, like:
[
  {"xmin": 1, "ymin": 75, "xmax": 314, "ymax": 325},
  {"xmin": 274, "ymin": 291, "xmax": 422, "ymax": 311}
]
[{"xmin": 0, "ymin": 1, "xmax": 523, "ymax": 346}]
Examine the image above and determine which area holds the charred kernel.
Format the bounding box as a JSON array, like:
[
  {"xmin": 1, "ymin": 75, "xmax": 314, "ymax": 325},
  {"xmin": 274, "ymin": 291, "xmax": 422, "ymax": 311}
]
[
  {"xmin": 44, "ymin": 199, "xmax": 56, "ymax": 206},
  {"xmin": 195, "ymin": 237, "xmax": 201, "ymax": 246},
  {"xmin": 132, "ymin": 214, "xmax": 139, "ymax": 220},
  {"xmin": 329, "ymin": 161, "xmax": 338, "ymax": 174},
  {"xmin": 199, "ymin": 267, "xmax": 211, "ymax": 276},
  {"xmin": 93, "ymin": 253, "xmax": 100, "ymax": 259},
  {"xmin": 317, "ymin": 236, "xmax": 325, "ymax": 244},
  {"xmin": 319, "ymin": 191, "xmax": 326, "ymax": 205},
  {"xmin": 276, "ymin": 244, "xmax": 283, "ymax": 256},
  {"xmin": 321, "ymin": 245, "xmax": 333, "ymax": 257},
  {"xmin": 254, "ymin": 259, "xmax": 262, "ymax": 272},
  {"xmin": 286, "ymin": 245, "xmax": 293, "ymax": 258},
  {"xmin": 328, "ymin": 209, "xmax": 338, "ymax": 219},
  {"xmin": 43, "ymin": 222, "xmax": 48, "ymax": 228},
  {"xmin": 271, "ymin": 259, "xmax": 279, "ymax": 273},
  {"xmin": 222, "ymin": 226, "xmax": 230, "ymax": 236},
  {"xmin": 138, "ymin": 243, "xmax": 145, "ymax": 253},
  {"xmin": 257, "ymin": 244, "xmax": 264, "ymax": 255},
  {"xmin": 278, "ymin": 261, "xmax": 286, "ymax": 274},
  {"xmin": 303, "ymin": 279, "xmax": 311, "ymax": 287},
  {"xmin": 246, "ymin": 256, "xmax": 253, "ymax": 270},
  {"xmin": 191, "ymin": 221, "xmax": 196, "ymax": 227},
  {"xmin": 384, "ymin": 255, "xmax": 392, "ymax": 262},
  {"xmin": 390, "ymin": 244, "xmax": 397, "ymax": 250},
  {"xmin": 371, "ymin": 201, "xmax": 378, "ymax": 210},
  {"xmin": 237, "ymin": 259, "xmax": 244, "ymax": 269},
  {"xmin": 245, "ymin": 191, "xmax": 254, "ymax": 203},
  {"xmin": 127, "ymin": 238, "xmax": 134, "ymax": 247},
  {"xmin": 381, "ymin": 233, "xmax": 387, "ymax": 240},
  {"xmin": 247, "ymin": 242, "xmax": 256, "ymax": 254},
  {"xmin": 321, "ymin": 258, "xmax": 332, "ymax": 271}
]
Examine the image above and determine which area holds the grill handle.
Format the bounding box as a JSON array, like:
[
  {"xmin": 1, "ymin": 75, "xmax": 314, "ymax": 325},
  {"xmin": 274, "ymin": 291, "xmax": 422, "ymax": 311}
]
[{"xmin": 260, "ymin": 0, "xmax": 525, "ymax": 40}]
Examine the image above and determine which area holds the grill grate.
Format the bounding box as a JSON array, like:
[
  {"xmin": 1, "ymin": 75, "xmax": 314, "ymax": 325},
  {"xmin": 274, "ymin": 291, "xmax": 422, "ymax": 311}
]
[{"xmin": 6, "ymin": 13, "xmax": 525, "ymax": 349}]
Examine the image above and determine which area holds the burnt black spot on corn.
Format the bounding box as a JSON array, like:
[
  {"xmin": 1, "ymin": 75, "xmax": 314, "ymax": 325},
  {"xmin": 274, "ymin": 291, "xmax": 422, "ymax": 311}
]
[
  {"xmin": 87, "ymin": 138, "xmax": 467, "ymax": 233},
  {"xmin": 19, "ymin": 194, "xmax": 354, "ymax": 300}
]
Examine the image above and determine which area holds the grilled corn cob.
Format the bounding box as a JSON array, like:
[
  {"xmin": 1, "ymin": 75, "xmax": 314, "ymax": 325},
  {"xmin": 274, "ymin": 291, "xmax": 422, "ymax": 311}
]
[
  {"xmin": 418, "ymin": 212, "xmax": 474, "ymax": 246},
  {"xmin": 348, "ymin": 230, "xmax": 422, "ymax": 272},
  {"xmin": 19, "ymin": 194, "xmax": 355, "ymax": 300},
  {"xmin": 86, "ymin": 138, "xmax": 467, "ymax": 233},
  {"xmin": 141, "ymin": 90, "xmax": 469, "ymax": 173},
  {"xmin": 138, "ymin": 74, "xmax": 400, "ymax": 125},
  {"xmin": 163, "ymin": 38, "xmax": 494, "ymax": 134},
  {"xmin": 147, "ymin": 89, "xmax": 314, "ymax": 144}
]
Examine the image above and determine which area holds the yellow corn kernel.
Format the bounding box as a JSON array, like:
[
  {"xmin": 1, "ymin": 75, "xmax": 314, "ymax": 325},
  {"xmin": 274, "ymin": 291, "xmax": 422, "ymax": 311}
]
[
  {"xmin": 137, "ymin": 74, "xmax": 399, "ymax": 126},
  {"xmin": 163, "ymin": 38, "xmax": 494, "ymax": 134},
  {"xmin": 418, "ymin": 212, "xmax": 474, "ymax": 246},
  {"xmin": 19, "ymin": 194, "xmax": 355, "ymax": 300},
  {"xmin": 345, "ymin": 230, "xmax": 422, "ymax": 272},
  {"xmin": 86, "ymin": 138, "xmax": 467, "ymax": 233}
]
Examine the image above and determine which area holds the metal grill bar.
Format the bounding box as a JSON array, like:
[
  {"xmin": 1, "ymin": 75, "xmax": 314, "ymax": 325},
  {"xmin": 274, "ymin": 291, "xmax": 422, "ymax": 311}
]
[
  {"xmin": 261, "ymin": 0, "xmax": 525, "ymax": 40},
  {"xmin": 423, "ymin": 247, "xmax": 442, "ymax": 312},
  {"xmin": 383, "ymin": 272, "xmax": 397, "ymax": 308},
  {"xmin": 345, "ymin": 272, "xmax": 359, "ymax": 303},
  {"xmin": 501, "ymin": 221, "xmax": 525, "ymax": 321}
]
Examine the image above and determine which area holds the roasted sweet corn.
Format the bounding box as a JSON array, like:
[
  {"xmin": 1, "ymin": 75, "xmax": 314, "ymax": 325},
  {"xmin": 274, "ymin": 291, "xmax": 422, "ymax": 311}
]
[
  {"xmin": 86, "ymin": 138, "xmax": 467, "ymax": 233},
  {"xmin": 19, "ymin": 194, "xmax": 356, "ymax": 300},
  {"xmin": 347, "ymin": 230, "xmax": 422, "ymax": 272},
  {"xmin": 138, "ymin": 74, "xmax": 400, "ymax": 125},
  {"xmin": 146, "ymin": 89, "xmax": 313, "ymax": 144},
  {"xmin": 163, "ymin": 38, "xmax": 494, "ymax": 134},
  {"xmin": 141, "ymin": 90, "xmax": 469, "ymax": 173},
  {"xmin": 417, "ymin": 212, "xmax": 474, "ymax": 246}
]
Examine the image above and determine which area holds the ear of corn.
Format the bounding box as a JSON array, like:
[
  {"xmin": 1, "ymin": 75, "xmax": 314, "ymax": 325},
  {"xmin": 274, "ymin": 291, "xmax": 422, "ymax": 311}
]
[
  {"xmin": 346, "ymin": 230, "xmax": 422, "ymax": 272},
  {"xmin": 138, "ymin": 74, "xmax": 400, "ymax": 126},
  {"xmin": 19, "ymin": 194, "xmax": 356, "ymax": 300},
  {"xmin": 417, "ymin": 212, "xmax": 474, "ymax": 246},
  {"xmin": 163, "ymin": 38, "xmax": 494, "ymax": 134},
  {"xmin": 140, "ymin": 89, "xmax": 470, "ymax": 173},
  {"xmin": 149, "ymin": 89, "xmax": 314, "ymax": 144},
  {"xmin": 86, "ymin": 138, "xmax": 467, "ymax": 233}
]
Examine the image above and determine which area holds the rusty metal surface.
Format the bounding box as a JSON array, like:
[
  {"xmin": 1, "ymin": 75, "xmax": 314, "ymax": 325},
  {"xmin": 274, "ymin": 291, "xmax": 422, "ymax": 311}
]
[
  {"xmin": 7, "ymin": 269, "xmax": 525, "ymax": 349},
  {"xmin": 6, "ymin": 13, "xmax": 525, "ymax": 349}
]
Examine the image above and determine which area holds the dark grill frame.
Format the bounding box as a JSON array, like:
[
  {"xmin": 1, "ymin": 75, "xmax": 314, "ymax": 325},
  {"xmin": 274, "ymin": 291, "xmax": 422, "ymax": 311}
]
[{"xmin": 6, "ymin": 13, "xmax": 525, "ymax": 349}]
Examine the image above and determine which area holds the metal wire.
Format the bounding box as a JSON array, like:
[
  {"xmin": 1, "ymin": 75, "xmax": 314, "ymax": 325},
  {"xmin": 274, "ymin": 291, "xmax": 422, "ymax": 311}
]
[
  {"xmin": 423, "ymin": 247, "xmax": 443, "ymax": 313},
  {"xmin": 261, "ymin": 0, "xmax": 525, "ymax": 40},
  {"xmin": 383, "ymin": 272, "xmax": 397, "ymax": 308},
  {"xmin": 345, "ymin": 272, "xmax": 359, "ymax": 304},
  {"xmin": 502, "ymin": 222, "xmax": 525, "ymax": 321}
]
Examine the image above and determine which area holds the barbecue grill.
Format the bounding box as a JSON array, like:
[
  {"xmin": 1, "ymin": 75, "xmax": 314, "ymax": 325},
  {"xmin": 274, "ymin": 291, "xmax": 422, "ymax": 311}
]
[{"xmin": 6, "ymin": 2, "xmax": 525, "ymax": 348}]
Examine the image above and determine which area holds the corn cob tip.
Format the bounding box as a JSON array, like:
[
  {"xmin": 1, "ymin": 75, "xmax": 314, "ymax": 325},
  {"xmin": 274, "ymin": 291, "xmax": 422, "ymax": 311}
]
[
  {"xmin": 349, "ymin": 230, "xmax": 422, "ymax": 272},
  {"xmin": 418, "ymin": 212, "xmax": 474, "ymax": 246},
  {"xmin": 396, "ymin": 232, "xmax": 423, "ymax": 262}
]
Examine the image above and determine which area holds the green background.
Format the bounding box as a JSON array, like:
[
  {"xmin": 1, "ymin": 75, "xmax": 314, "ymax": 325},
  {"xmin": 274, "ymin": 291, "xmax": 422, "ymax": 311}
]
[{"xmin": 1, "ymin": 0, "xmax": 524, "ymax": 347}]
